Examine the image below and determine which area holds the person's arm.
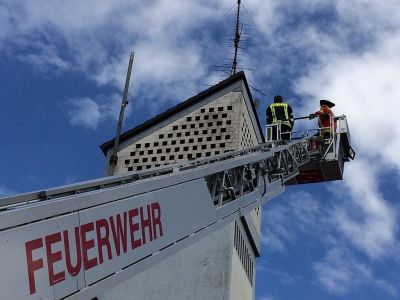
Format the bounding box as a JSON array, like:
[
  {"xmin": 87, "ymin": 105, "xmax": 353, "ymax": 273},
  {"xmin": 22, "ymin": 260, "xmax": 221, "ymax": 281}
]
[
  {"xmin": 288, "ymin": 105, "xmax": 294, "ymax": 127},
  {"xmin": 266, "ymin": 106, "xmax": 272, "ymax": 124}
]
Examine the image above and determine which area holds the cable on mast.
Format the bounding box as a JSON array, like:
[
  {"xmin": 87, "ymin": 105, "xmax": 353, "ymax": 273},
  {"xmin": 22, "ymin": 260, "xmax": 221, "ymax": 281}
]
[{"xmin": 231, "ymin": 0, "xmax": 241, "ymax": 75}]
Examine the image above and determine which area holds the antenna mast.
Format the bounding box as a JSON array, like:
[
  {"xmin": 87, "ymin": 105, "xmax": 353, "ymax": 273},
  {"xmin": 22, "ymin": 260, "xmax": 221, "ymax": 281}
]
[
  {"xmin": 109, "ymin": 51, "xmax": 135, "ymax": 175},
  {"xmin": 231, "ymin": 0, "xmax": 241, "ymax": 75}
]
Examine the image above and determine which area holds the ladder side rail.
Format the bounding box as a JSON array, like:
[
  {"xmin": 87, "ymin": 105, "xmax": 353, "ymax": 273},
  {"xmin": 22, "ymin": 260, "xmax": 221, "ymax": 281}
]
[
  {"xmin": 0, "ymin": 137, "xmax": 296, "ymax": 212},
  {"xmin": 0, "ymin": 142, "xmax": 276, "ymax": 209},
  {"xmin": 0, "ymin": 139, "xmax": 310, "ymax": 231},
  {"xmin": 0, "ymin": 173, "xmax": 141, "ymax": 209},
  {"xmin": 0, "ymin": 143, "xmax": 301, "ymax": 231},
  {"xmin": 0, "ymin": 145, "xmax": 265, "ymax": 209},
  {"xmin": 331, "ymin": 114, "xmax": 337, "ymax": 158},
  {"xmin": 178, "ymin": 142, "xmax": 272, "ymax": 172}
]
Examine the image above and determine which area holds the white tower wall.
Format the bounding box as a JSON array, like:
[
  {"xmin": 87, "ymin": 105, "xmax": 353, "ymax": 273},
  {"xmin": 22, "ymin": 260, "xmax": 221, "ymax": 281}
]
[
  {"xmin": 99, "ymin": 221, "xmax": 256, "ymax": 300},
  {"xmin": 101, "ymin": 82, "xmax": 262, "ymax": 300}
]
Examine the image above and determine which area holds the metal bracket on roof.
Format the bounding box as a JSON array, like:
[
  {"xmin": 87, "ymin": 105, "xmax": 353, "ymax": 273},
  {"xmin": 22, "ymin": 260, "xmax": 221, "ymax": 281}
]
[{"xmin": 38, "ymin": 191, "xmax": 48, "ymax": 200}]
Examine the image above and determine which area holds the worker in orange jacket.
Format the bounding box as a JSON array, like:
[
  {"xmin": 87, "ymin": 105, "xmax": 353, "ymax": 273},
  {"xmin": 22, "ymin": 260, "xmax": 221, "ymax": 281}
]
[{"xmin": 310, "ymin": 100, "xmax": 336, "ymax": 138}]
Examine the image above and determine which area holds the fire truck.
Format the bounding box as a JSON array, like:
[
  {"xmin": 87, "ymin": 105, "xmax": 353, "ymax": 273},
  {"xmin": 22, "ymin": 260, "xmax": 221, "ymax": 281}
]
[{"xmin": 0, "ymin": 116, "xmax": 354, "ymax": 300}]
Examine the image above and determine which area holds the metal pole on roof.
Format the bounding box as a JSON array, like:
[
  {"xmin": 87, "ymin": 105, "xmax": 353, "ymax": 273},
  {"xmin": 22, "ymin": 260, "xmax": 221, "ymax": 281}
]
[
  {"xmin": 231, "ymin": 0, "xmax": 241, "ymax": 75},
  {"xmin": 109, "ymin": 51, "xmax": 135, "ymax": 175}
]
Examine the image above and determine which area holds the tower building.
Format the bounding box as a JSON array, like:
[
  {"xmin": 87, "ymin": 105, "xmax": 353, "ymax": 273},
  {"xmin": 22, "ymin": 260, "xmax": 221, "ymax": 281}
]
[{"xmin": 100, "ymin": 71, "xmax": 264, "ymax": 299}]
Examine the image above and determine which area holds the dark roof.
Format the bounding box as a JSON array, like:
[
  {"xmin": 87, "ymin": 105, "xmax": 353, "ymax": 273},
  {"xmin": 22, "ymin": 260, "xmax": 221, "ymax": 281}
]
[{"xmin": 100, "ymin": 71, "xmax": 264, "ymax": 155}]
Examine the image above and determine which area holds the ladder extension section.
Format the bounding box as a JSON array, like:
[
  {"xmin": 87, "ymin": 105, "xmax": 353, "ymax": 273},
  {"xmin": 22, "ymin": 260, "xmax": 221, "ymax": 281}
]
[{"xmin": 0, "ymin": 140, "xmax": 309, "ymax": 300}]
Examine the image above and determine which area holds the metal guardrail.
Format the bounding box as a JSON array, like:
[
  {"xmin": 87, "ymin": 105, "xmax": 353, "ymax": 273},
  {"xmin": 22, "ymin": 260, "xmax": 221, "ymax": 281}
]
[
  {"xmin": 266, "ymin": 114, "xmax": 352, "ymax": 160},
  {"xmin": 206, "ymin": 140, "xmax": 309, "ymax": 207}
]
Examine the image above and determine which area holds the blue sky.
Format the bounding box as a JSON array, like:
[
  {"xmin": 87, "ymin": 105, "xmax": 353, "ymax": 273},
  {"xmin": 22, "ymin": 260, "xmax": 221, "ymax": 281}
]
[{"xmin": 1, "ymin": 1, "xmax": 399, "ymax": 299}]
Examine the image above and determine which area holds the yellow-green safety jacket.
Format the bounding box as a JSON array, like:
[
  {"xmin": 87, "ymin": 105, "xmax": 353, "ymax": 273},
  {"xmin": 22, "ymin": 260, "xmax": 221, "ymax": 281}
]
[{"xmin": 266, "ymin": 103, "xmax": 294, "ymax": 128}]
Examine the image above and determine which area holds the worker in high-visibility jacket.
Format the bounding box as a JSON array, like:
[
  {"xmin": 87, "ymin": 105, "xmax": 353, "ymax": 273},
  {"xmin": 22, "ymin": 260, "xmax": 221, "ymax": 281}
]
[
  {"xmin": 266, "ymin": 95, "xmax": 294, "ymax": 140},
  {"xmin": 310, "ymin": 99, "xmax": 336, "ymax": 138}
]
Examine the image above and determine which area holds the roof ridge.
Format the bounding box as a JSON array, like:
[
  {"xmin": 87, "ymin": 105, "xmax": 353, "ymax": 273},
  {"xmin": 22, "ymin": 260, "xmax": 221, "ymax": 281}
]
[{"xmin": 100, "ymin": 71, "xmax": 263, "ymax": 155}]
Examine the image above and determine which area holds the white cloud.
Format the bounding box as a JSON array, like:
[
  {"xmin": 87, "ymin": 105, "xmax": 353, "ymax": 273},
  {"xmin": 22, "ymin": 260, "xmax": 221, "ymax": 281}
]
[
  {"xmin": 261, "ymin": 190, "xmax": 398, "ymax": 296},
  {"xmin": 333, "ymin": 162, "xmax": 397, "ymax": 259},
  {"xmin": 0, "ymin": 0, "xmax": 235, "ymax": 108},
  {"xmin": 254, "ymin": 0, "xmax": 400, "ymax": 295},
  {"xmin": 233, "ymin": 0, "xmax": 400, "ymax": 267},
  {"xmin": 313, "ymin": 247, "xmax": 397, "ymax": 296},
  {"xmin": 68, "ymin": 97, "xmax": 101, "ymax": 129},
  {"xmin": 261, "ymin": 192, "xmax": 324, "ymax": 252},
  {"xmin": 17, "ymin": 42, "xmax": 69, "ymax": 71},
  {"xmin": 294, "ymin": 33, "xmax": 400, "ymax": 159},
  {"xmin": 0, "ymin": 6, "xmax": 13, "ymax": 41},
  {"xmin": 291, "ymin": 20, "xmax": 400, "ymax": 261},
  {"xmin": 259, "ymin": 296, "xmax": 276, "ymax": 300},
  {"xmin": 67, "ymin": 93, "xmax": 132, "ymax": 129},
  {"xmin": 99, "ymin": 93, "xmax": 132, "ymax": 121}
]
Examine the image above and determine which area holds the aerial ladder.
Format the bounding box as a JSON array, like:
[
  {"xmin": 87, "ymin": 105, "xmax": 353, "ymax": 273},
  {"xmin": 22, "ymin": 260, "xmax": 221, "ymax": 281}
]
[{"xmin": 0, "ymin": 115, "xmax": 354, "ymax": 300}]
